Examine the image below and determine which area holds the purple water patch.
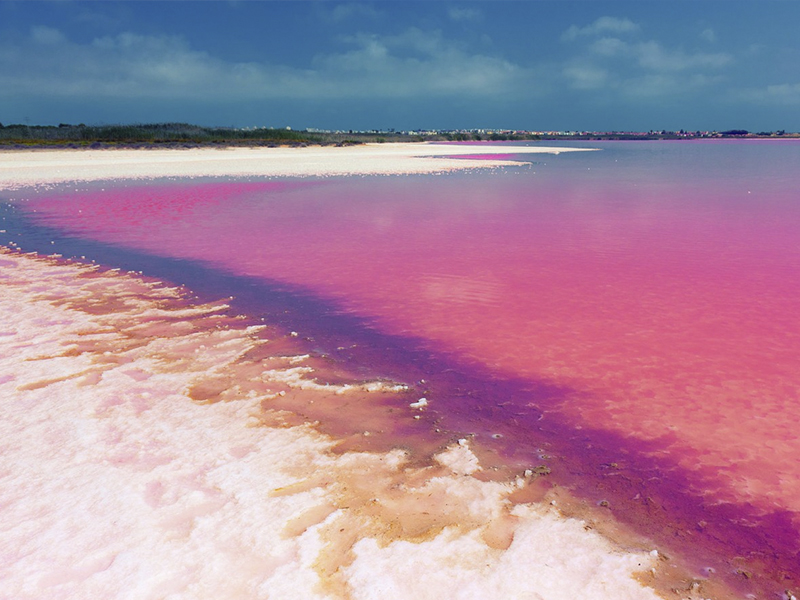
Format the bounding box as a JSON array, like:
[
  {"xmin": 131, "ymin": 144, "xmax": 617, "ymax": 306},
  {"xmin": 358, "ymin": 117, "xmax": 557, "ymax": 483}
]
[{"xmin": 7, "ymin": 140, "xmax": 800, "ymax": 597}]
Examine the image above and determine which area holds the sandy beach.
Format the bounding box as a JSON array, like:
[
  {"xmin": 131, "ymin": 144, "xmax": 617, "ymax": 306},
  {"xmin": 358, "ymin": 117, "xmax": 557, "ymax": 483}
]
[{"xmin": 0, "ymin": 144, "xmax": 683, "ymax": 600}]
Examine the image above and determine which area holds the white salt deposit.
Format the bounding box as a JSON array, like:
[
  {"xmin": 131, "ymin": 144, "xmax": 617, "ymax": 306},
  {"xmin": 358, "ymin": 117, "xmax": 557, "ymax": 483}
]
[
  {"xmin": 0, "ymin": 143, "xmax": 591, "ymax": 189},
  {"xmin": 433, "ymin": 439, "xmax": 481, "ymax": 476},
  {"xmin": 0, "ymin": 249, "xmax": 665, "ymax": 599}
]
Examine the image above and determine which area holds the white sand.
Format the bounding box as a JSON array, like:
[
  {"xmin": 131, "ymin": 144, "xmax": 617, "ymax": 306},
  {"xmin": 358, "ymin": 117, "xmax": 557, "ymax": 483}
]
[
  {"xmin": 0, "ymin": 250, "xmax": 662, "ymax": 600},
  {"xmin": 0, "ymin": 143, "xmax": 588, "ymax": 189}
]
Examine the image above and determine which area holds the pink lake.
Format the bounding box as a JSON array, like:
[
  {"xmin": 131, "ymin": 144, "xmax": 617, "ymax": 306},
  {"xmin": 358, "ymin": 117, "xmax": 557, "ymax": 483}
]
[{"xmin": 7, "ymin": 140, "xmax": 800, "ymax": 597}]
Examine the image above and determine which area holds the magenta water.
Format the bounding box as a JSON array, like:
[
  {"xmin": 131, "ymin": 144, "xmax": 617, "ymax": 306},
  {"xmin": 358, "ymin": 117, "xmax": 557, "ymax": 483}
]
[{"xmin": 5, "ymin": 140, "xmax": 800, "ymax": 597}]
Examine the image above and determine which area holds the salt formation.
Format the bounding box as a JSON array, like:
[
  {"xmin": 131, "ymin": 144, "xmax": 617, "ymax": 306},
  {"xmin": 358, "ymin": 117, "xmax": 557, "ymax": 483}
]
[{"xmin": 0, "ymin": 249, "xmax": 660, "ymax": 599}]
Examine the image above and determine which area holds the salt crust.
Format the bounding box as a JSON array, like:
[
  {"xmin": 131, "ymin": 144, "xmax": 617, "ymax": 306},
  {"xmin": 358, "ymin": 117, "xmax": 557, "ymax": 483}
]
[
  {"xmin": 0, "ymin": 143, "xmax": 591, "ymax": 189},
  {"xmin": 0, "ymin": 249, "xmax": 659, "ymax": 599},
  {"xmin": 433, "ymin": 440, "xmax": 481, "ymax": 476}
]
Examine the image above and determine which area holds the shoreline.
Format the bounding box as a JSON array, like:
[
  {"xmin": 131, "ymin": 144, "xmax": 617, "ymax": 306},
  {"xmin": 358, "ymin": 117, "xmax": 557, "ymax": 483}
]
[{"xmin": 0, "ymin": 142, "xmax": 589, "ymax": 189}]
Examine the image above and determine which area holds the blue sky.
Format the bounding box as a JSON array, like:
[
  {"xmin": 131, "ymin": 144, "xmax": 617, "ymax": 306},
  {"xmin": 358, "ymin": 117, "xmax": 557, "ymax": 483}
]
[{"xmin": 1, "ymin": 1, "xmax": 799, "ymax": 131}]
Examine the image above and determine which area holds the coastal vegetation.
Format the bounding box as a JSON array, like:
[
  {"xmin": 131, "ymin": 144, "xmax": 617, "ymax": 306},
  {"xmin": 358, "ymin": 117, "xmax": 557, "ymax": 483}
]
[
  {"xmin": 0, "ymin": 122, "xmax": 320, "ymax": 148},
  {"xmin": 0, "ymin": 122, "xmax": 540, "ymax": 148},
  {"xmin": 0, "ymin": 122, "xmax": 495, "ymax": 148},
  {"xmin": 0, "ymin": 122, "xmax": 794, "ymax": 148}
]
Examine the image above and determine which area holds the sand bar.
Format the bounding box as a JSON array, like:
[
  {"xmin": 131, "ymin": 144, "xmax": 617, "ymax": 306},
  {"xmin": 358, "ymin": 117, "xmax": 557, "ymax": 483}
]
[{"xmin": 0, "ymin": 142, "xmax": 588, "ymax": 188}]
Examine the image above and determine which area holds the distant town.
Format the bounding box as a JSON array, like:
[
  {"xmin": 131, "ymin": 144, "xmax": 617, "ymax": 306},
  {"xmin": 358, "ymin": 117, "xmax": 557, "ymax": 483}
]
[
  {"xmin": 0, "ymin": 122, "xmax": 797, "ymax": 148},
  {"xmin": 306, "ymin": 127, "xmax": 798, "ymax": 141}
]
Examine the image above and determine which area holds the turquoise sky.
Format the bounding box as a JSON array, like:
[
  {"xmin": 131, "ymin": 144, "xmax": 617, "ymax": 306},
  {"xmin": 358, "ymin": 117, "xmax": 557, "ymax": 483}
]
[{"xmin": 1, "ymin": 1, "xmax": 798, "ymax": 131}]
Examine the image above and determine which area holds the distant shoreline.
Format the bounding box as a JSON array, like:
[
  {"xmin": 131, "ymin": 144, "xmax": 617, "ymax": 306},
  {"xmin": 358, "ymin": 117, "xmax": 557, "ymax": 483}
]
[
  {"xmin": 1, "ymin": 134, "xmax": 797, "ymax": 151},
  {"xmin": 1, "ymin": 122, "xmax": 796, "ymax": 151}
]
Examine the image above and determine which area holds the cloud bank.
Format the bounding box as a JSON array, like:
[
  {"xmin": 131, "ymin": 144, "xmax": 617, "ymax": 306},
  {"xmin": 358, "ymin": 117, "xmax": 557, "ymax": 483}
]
[
  {"xmin": 0, "ymin": 25, "xmax": 519, "ymax": 103},
  {"xmin": 0, "ymin": 4, "xmax": 796, "ymax": 131}
]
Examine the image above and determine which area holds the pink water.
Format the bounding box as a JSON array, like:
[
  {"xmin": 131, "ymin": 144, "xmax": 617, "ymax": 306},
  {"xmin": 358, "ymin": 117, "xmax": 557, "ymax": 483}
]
[{"xmin": 10, "ymin": 140, "xmax": 800, "ymax": 596}]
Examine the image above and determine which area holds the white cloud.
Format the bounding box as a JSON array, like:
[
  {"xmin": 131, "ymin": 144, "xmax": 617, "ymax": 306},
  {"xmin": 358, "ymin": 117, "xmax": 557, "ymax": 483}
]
[
  {"xmin": 0, "ymin": 26, "xmax": 523, "ymax": 102},
  {"xmin": 568, "ymin": 20, "xmax": 731, "ymax": 77},
  {"xmin": 563, "ymin": 33, "xmax": 733, "ymax": 97},
  {"xmin": 635, "ymin": 41, "xmax": 732, "ymax": 72},
  {"xmin": 328, "ymin": 3, "xmax": 381, "ymax": 22},
  {"xmin": 620, "ymin": 74, "xmax": 680, "ymax": 99},
  {"xmin": 766, "ymin": 83, "xmax": 800, "ymax": 103},
  {"xmin": 562, "ymin": 17, "xmax": 640, "ymax": 42},
  {"xmin": 30, "ymin": 25, "xmax": 66, "ymax": 45},
  {"xmin": 449, "ymin": 7, "xmax": 482, "ymax": 22},
  {"xmin": 351, "ymin": 27, "xmax": 445, "ymax": 58},
  {"xmin": 741, "ymin": 83, "xmax": 800, "ymax": 105},
  {"xmin": 700, "ymin": 28, "xmax": 716, "ymax": 43},
  {"xmin": 590, "ymin": 37, "xmax": 629, "ymax": 57},
  {"xmin": 317, "ymin": 28, "xmax": 520, "ymax": 96},
  {"xmin": 563, "ymin": 64, "xmax": 609, "ymax": 90},
  {"xmin": 612, "ymin": 71, "xmax": 726, "ymax": 100}
]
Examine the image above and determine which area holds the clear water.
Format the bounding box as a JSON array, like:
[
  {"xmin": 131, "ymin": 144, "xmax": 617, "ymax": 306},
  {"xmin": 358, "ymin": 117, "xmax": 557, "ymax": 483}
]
[{"xmin": 4, "ymin": 140, "xmax": 800, "ymax": 597}]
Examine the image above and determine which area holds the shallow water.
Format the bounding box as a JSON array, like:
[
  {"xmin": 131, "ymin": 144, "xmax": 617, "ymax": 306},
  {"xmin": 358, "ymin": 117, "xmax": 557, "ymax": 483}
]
[{"xmin": 3, "ymin": 140, "xmax": 800, "ymax": 597}]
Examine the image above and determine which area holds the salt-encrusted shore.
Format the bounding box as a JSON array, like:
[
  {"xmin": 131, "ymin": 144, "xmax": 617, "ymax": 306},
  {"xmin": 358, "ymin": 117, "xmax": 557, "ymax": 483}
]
[
  {"xmin": 0, "ymin": 143, "xmax": 673, "ymax": 600},
  {"xmin": 0, "ymin": 249, "xmax": 662, "ymax": 600},
  {"xmin": 0, "ymin": 142, "xmax": 587, "ymax": 188}
]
